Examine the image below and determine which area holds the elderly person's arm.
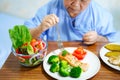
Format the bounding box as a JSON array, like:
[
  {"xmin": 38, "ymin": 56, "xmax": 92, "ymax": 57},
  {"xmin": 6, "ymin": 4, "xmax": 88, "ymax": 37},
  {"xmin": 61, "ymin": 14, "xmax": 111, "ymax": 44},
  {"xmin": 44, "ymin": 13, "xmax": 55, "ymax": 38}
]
[
  {"xmin": 82, "ymin": 31, "xmax": 108, "ymax": 45},
  {"xmin": 29, "ymin": 14, "xmax": 59, "ymax": 39}
]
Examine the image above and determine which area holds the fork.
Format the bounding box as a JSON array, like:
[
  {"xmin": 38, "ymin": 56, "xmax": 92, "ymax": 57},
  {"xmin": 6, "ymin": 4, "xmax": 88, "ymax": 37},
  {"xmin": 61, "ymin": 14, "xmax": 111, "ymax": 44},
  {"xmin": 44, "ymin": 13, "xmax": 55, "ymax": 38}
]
[{"xmin": 56, "ymin": 24, "xmax": 64, "ymax": 51}]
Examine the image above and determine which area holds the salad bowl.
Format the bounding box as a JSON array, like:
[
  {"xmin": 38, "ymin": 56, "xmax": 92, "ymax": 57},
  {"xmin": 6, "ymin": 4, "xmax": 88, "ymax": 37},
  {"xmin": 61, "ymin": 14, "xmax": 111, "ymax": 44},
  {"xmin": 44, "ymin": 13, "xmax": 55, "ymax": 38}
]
[{"xmin": 12, "ymin": 39, "xmax": 47, "ymax": 67}]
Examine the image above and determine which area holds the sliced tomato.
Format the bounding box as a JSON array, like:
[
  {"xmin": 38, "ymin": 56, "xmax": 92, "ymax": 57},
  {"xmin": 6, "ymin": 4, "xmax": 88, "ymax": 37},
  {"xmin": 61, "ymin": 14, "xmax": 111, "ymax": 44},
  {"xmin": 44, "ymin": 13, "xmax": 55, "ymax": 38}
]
[
  {"xmin": 73, "ymin": 52, "xmax": 86, "ymax": 60},
  {"xmin": 42, "ymin": 42, "xmax": 46, "ymax": 48},
  {"xmin": 30, "ymin": 39, "xmax": 37, "ymax": 47},
  {"xmin": 32, "ymin": 46, "xmax": 37, "ymax": 53},
  {"xmin": 72, "ymin": 47, "xmax": 87, "ymax": 60},
  {"xmin": 36, "ymin": 42, "xmax": 44, "ymax": 50},
  {"xmin": 15, "ymin": 48, "xmax": 21, "ymax": 54},
  {"xmin": 21, "ymin": 55, "xmax": 31, "ymax": 59}
]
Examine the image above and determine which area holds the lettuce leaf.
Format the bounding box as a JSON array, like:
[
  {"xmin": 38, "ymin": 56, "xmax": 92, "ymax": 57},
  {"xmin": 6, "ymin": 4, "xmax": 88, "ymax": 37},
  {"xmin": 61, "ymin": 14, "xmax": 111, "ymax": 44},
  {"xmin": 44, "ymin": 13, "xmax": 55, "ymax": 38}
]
[{"xmin": 9, "ymin": 25, "xmax": 32, "ymax": 49}]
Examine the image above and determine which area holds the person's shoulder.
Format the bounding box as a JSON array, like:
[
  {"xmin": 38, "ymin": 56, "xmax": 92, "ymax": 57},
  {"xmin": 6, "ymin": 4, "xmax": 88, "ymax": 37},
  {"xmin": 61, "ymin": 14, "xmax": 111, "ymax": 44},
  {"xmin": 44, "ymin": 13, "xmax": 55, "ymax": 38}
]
[
  {"xmin": 91, "ymin": 1, "xmax": 111, "ymax": 15},
  {"xmin": 90, "ymin": 0, "xmax": 112, "ymax": 19}
]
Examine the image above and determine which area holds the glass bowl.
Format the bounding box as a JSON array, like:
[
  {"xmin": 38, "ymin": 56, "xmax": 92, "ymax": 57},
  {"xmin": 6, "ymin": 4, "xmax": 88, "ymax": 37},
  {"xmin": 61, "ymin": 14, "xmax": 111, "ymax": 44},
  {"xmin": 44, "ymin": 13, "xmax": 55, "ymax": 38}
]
[{"xmin": 12, "ymin": 39, "xmax": 47, "ymax": 67}]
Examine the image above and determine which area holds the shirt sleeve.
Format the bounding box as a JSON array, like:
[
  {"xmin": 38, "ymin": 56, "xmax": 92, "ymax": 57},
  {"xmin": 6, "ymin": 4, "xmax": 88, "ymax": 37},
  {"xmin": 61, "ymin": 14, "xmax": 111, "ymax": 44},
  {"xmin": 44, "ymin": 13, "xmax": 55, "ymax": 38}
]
[
  {"xmin": 97, "ymin": 13, "xmax": 117, "ymax": 42},
  {"xmin": 24, "ymin": 0, "xmax": 54, "ymax": 40}
]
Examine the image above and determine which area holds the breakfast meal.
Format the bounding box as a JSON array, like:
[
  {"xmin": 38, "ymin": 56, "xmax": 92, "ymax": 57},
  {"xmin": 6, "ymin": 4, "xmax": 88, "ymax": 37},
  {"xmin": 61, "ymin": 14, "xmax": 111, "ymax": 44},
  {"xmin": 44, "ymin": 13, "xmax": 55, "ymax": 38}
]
[
  {"xmin": 47, "ymin": 47, "xmax": 89, "ymax": 78},
  {"xmin": 104, "ymin": 43, "xmax": 120, "ymax": 67},
  {"xmin": 9, "ymin": 25, "xmax": 47, "ymax": 67}
]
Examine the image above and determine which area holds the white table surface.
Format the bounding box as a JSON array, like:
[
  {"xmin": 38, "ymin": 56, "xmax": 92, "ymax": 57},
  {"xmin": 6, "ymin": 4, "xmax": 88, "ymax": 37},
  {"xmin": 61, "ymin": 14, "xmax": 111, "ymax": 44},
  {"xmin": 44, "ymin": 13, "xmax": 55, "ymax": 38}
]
[{"xmin": 0, "ymin": 13, "xmax": 25, "ymax": 69}]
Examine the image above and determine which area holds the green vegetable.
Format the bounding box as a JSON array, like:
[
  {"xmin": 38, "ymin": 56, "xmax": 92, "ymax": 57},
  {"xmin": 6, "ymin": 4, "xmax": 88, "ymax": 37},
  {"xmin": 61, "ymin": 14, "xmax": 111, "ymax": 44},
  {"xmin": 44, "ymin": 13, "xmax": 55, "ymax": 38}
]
[
  {"xmin": 59, "ymin": 65, "xmax": 71, "ymax": 77},
  {"xmin": 48, "ymin": 55, "xmax": 59, "ymax": 64},
  {"xmin": 9, "ymin": 25, "xmax": 32, "ymax": 49},
  {"xmin": 62, "ymin": 50, "xmax": 69, "ymax": 56},
  {"xmin": 26, "ymin": 43, "xmax": 34, "ymax": 55},
  {"xmin": 70, "ymin": 66, "xmax": 82, "ymax": 78},
  {"xmin": 50, "ymin": 63, "xmax": 59, "ymax": 73},
  {"xmin": 33, "ymin": 58, "xmax": 42, "ymax": 65},
  {"xmin": 59, "ymin": 60, "xmax": 68, "ymax": 67}
]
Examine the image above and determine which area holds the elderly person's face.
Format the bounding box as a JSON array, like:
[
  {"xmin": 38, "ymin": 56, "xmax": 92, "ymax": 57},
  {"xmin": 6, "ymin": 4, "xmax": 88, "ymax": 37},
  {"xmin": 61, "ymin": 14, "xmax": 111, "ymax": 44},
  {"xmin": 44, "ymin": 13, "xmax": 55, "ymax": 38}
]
[{"xmin": 64, "ymin": 0, "xmax": 91, "ymax": 17}]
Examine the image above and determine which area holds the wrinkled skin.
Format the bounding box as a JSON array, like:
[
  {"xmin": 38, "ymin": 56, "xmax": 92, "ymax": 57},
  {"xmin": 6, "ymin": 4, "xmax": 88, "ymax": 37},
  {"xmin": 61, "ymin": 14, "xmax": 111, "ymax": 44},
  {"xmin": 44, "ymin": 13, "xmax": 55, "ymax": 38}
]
[{"xmin": 40, "ymin": 14, "xmax": 59, "ymax": 32}]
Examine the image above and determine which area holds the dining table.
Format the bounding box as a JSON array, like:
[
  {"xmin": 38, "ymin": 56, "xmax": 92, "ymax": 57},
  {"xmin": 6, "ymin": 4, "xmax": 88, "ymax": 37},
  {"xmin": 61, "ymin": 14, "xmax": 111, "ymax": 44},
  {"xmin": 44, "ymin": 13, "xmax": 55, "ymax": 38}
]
[{"xmin": 0, "ymin": 41, "xmax": 120, "ymax": 80}]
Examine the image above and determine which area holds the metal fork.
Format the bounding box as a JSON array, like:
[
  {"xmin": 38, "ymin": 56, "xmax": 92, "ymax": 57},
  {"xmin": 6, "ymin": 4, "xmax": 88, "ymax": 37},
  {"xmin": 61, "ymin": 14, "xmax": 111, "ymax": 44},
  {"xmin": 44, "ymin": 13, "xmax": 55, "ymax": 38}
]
[{"xmin": 56, "ymin": 24, "xmax": 64, "ymax": 51}]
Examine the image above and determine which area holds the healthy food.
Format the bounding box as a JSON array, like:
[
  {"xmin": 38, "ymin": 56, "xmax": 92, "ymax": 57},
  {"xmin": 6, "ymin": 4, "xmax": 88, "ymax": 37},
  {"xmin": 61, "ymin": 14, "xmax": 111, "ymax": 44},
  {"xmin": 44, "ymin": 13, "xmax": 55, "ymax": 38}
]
[
  {"xmin": 50, "ymin": 63, "xmax": 59, "ymax": 73},
  {"xmin": 105, "ymin": 44, "xmax": 120, "ymax": 51},
  {"xmin": 105, "ymin": 52, "xmax": 120, "ymax": 57},
  {"xmin": 47, "ymin": 47, "xmax": 88, "ymax": 78},
  {"xmin": 70, "ymin": 66, "xmax": 82, "ymax": 78},
  {"xmin": 48, "ymin": 55, "xmax": 59, "ymax": 64},
  {"xmin": 104, "ymin": 43, "xmax": 120, "ymax": 67},
  {"xmin": 73, "ymin": 47, "xmax": 87, "ymax": 60},
  {"xmin": 59, "ymin": 61, "xmax": 71, "ymax": 77},
  {"xmin": 105, "ymin": 52, "xmax": 120, "ymax": 67},
  {"xmin": 9, "ymin": 25, "xmax": 46, "ymax": 66},
  {"xmin": 59, "ymin": 47, "xmax": 88, "ymax": 72}
]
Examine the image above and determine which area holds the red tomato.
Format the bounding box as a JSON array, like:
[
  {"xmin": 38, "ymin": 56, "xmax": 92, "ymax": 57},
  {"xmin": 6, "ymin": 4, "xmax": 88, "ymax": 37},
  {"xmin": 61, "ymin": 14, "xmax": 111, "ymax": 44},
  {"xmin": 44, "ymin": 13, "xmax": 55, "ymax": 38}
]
[
  {"xmin": 72, "ymin": 47, "xmax": 87, "ymax": 60},
  {"xmin": 73, "ymin": 52, "xmax": 86, "ymax": 60},
  {"xmin": 36, "ymin": 42, "xmax": 44, "ymax": 50},
  {"xmin": 21, "ymin": 55, "xmax": 31, "ymax": 59},
  {"xmin": 42, "ymin": 42, "xmax": 45, "ymax": 48},
  {"xmin": 15, "ymin": 48, "xmax": 21, "ymax": 54},
  {"xmin": 30, "ymin": 39, "xmax": 37, "ymax": 47}
]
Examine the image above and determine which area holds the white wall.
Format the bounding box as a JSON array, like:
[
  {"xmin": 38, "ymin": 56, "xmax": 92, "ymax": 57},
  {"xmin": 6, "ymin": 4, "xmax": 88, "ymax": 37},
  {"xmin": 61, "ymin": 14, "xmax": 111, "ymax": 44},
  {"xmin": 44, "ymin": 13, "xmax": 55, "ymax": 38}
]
[
  {"xmin": 0, "ymin": 0, "xmax": 49, "ymax": 19},
  {"xmin": 94, "ymin": 0, "xmax": 120, "ymax": 30},
  {"xmin": 0, "ymin": 0, "xmax": 120, "ymax": 30}
]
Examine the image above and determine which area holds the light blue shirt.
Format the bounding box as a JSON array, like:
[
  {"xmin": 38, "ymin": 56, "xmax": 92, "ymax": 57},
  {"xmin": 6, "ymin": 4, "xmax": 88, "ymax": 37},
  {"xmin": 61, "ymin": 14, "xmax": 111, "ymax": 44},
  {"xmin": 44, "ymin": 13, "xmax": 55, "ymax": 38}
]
[{"xmin": 24, "ymin": 0, "xmax": 117, "ymax": 42}]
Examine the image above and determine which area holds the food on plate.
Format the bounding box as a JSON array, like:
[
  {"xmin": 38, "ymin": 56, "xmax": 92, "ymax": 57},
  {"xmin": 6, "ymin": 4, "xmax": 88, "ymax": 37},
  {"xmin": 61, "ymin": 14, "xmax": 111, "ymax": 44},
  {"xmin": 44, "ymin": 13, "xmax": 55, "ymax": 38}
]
[
  {"xmin": 50, "ymin": 63, "xmax": 59, "ymax": 73},
  {"xmin": 59, "ymin": 48, "xmax": 89, "ymax": 72},
  {"xmin": 105, "ymin": 52, "xmax": 120, "ymax": 67},
  {"xmin": 107, "ymin": 56, "xmax": 120, "ymax": 67},
  {"xmin": 73, "ymin": 47, "xmax": 87, "ymax": 60},
  {"xmin": 105, "ymin": 52, "xmax": 120, "ymax": 57},
  {"xmin": 48, "ymin": 55, "xmax": 60, "ymax": 64},
  {"xmin": 9, "ymin": 25, "xmax": 47, "ymax": 67},
  {"xmin": 59, "ymin": 61, "xmax": 71, "ymax": 77},
  {"xmin": 47, "ymin": 47, "xmax": 89, "ymax": 78},
  {"xmin": 70, "ymin": 66, "xmax": 82, "ymax": 78},
  {"xmin": 104, "ymin": 43, "xmax": 120, "ymax": 67},
  {"xmin": 104, "ymin": 44, "xmax": 120, "ymax": 51}
]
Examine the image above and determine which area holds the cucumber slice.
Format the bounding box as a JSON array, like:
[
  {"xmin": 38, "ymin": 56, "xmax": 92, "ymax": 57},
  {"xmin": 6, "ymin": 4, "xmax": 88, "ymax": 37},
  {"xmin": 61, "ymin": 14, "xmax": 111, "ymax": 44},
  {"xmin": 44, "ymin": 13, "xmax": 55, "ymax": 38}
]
[{"xmin": 27, "ymin": 45, "xmax": 34, "ymax": 55}]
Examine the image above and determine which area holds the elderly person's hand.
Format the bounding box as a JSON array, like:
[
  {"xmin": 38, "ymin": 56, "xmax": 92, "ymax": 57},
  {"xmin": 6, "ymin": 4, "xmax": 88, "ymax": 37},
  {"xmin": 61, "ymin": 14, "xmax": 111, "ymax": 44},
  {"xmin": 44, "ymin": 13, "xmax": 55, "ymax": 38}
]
[
  {"xmin": 82, "ymin": 31, "xmax": 109, "ymax": 45},
  {"xmin": 30, "ymin": 14, "xmax": 59, "ymax": 39},
  {"xmin": 82, "ymin": 31, "xmax": 98, "ymax": 45},
  {"xmin": 40, "ymin": 14, "xmax": 59, "ymax": 32}
]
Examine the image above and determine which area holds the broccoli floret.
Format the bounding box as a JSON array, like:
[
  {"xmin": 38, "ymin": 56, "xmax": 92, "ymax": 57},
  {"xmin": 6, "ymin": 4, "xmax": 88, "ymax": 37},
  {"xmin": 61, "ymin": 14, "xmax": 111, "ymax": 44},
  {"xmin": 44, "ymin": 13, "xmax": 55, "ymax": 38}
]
[
  {"xmin": 48, "ymin": 55, "xmax": 59, "ymax": 64},
  {"xmin": 50, "ymin": 63, "xmax": 59, "ymax": 73},
  {"xmin": 62, "ymin": 50, "xmax": 69, "ymax": 56},
  {"xmin": 59, "ymin": 60, "xmax": 68, "ymax": 67},
  {"xmin": 59, "ymin": 65, "xmax": 71, "ymax": 77},
  {"xmin": 70, "ymin": 66, "xmax": 82, "ymax": 78}
]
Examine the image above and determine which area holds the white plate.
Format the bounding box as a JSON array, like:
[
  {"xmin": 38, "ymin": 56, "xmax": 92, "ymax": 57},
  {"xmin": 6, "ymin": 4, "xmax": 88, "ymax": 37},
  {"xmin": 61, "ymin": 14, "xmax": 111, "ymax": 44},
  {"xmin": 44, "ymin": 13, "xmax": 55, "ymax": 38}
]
[
  {"xmin": 99, "ymin": 43, "xmax": 120, "ymax": 71},
  {"xmin": 43, "ymin": 47, "xmax": 101, "ymax": 80}
]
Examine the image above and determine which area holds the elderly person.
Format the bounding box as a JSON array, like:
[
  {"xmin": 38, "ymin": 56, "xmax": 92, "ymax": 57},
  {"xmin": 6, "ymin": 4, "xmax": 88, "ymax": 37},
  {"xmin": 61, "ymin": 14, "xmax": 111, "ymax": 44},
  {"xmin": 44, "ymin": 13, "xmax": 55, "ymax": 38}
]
[{"xmin": 24, "ymin": 0, "xmax": 117, "ymax": 45}]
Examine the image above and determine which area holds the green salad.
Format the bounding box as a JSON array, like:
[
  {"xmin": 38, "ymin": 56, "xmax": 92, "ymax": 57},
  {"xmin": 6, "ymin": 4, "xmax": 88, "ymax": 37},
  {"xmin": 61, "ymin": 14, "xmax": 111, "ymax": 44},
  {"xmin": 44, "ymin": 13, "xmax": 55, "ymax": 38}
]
[{"xmin": 9, "ymin": 25, "xmax": 47, "ymax": 67}]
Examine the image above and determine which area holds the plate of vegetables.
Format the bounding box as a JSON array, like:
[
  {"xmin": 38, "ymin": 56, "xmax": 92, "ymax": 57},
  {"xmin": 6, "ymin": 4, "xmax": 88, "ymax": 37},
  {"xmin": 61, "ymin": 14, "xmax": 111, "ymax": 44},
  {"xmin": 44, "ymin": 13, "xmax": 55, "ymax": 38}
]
[
  {"xmin": 43, "ymin": 47, "xmax": 100, "ymax": 79},
  {"xmin": 9, "ymin": 25, "xmax": 47, "ymax": 67}
]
